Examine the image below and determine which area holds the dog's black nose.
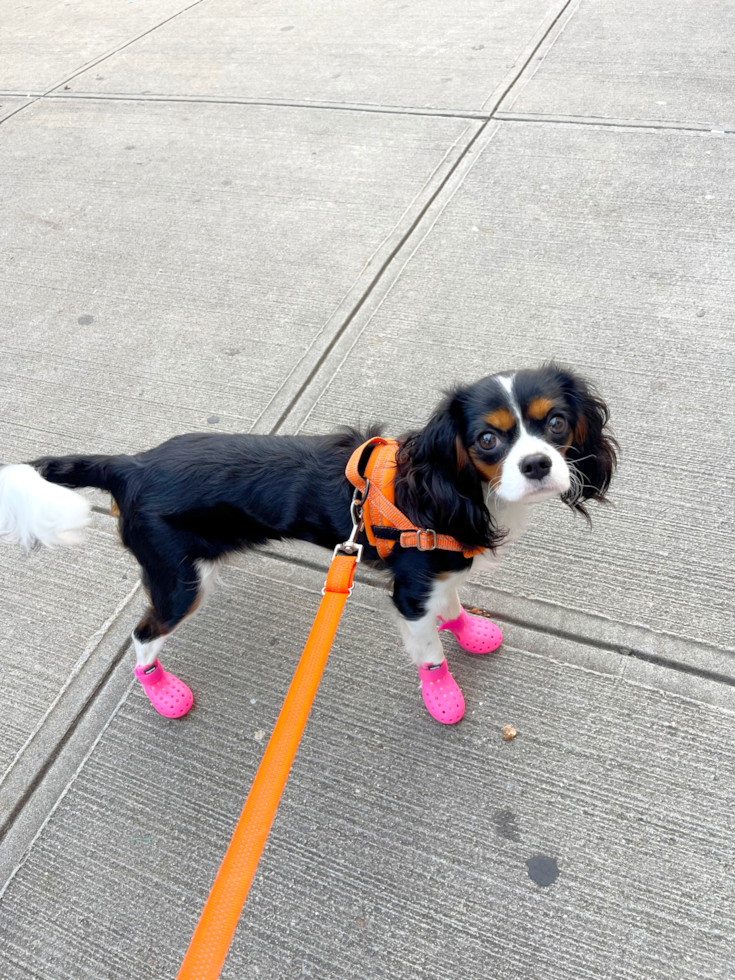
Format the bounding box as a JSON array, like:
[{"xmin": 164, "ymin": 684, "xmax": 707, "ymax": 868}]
[{"xmin": 520, "ymin": 454, "xmax": 552, "ymax": 481}]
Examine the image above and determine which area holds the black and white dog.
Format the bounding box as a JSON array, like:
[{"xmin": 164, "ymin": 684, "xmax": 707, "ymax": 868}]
[{"xmin": 0, "ymin": 363, "xmax": 616, "ymax": 723}]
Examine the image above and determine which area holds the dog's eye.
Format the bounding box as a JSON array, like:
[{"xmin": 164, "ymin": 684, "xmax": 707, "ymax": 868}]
[
  {"xmin": 548, "ymin": 416, "xmax": 568, "ymax": 435},
  {"xmin": 479, "ymin": 432, "xmax": 499, "ymax": 451}
]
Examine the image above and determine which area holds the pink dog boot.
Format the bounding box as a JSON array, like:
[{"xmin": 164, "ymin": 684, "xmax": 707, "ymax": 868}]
[
  {"xmin": 418, "ymin": 659, "xmax": 465, "ymax": 725},
  {"xmin": 134, "ymin": 659, "xmax": 193, "ymax": 719},
  {"xmin": 438, "ymin": 608, "xmax": 502, "ymax": 655}
]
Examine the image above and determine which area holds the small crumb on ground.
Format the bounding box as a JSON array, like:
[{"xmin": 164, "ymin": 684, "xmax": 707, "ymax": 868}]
[
  {"xmin": 253, "ymin": 730, "xmax": 266, "ymax": 742},
  {"xmin": 502, "ymin": 725, "xmax": 517, "ymax": 741}
]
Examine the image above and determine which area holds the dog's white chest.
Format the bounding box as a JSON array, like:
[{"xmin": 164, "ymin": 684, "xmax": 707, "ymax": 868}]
[{"xmin": 473, "ymin": 497, "xmax": 530, "ymax": 572}]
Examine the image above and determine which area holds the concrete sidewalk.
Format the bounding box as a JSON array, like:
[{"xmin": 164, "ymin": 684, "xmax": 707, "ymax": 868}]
[{"xmin": 0, "ymin": 2, "xmax": 733, "ymax": 978}]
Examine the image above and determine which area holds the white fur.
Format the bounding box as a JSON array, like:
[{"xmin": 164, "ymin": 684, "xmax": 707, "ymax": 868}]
[
  {"xmin": 496, "ymin": 430, "xmax": 570, "ymax": 503},
  {"xmin": 133, "ymin": 633, "xmax": 168, "ymax": 668},
  {"xmin": 399, "ymin": 569, "xmax": 468, "ymax": 667},
  {"xmin": 492, "ymin": 373, "xmax": 571, "ymax": 504},
  {"xmin": 0, "ymin": 463, "xmax": 90, "ymax": 549},
  {"xmin": 196, "ymin": 558, "xmax": 221, "ymax": 603},
  {"xmin": 496, "ymin": 375, "xmax": 516, "ymax": 399}
]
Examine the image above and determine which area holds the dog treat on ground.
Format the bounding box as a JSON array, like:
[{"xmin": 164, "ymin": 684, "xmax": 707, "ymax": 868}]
[{"xmin": 502, "ymin": 724, "xmax": 517, "ymax": 741}]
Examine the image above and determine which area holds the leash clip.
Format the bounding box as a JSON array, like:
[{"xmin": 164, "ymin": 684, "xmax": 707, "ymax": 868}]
[
  {"xmin": 335, "ymin": 480, "xmax": 368, "ymax": 562},
  {"xmin": 349, "ymin": 478, "xmax": 369, "ymax": 529},
  {"xmin": 324, "ymin": 482, "xmax": 369, "ymax": 588}
]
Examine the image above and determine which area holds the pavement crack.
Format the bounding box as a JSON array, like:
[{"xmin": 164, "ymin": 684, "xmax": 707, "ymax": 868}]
[
  {"xmin": 495, "ymin": 111, "xmax": 724, "ymax": 135},
  {"xmin": 268, "ymin": 121, "xmax": 490, "ymax": 434},
  {"xmin": 255, "ymin": 546, "xmax": 735, "ymax": 690},
  {"xmin": 265, "ymin": 0, "xmax": 582, "ymax": 434},
  {"xmin": 0, "ymin": 635, "xmax": 132, "ymax": 845}
]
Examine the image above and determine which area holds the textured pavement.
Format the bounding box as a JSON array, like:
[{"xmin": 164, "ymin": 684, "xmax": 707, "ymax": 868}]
[{"xmin": 1, "ymin": 2, "xmax": 733, "ymax": 978}]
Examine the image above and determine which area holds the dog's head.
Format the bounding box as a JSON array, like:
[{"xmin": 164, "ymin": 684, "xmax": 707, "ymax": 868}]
[
  {"xmin": 397, "ymin": 364, "xmax": 617, "ymax": 548},
  {"xmin": 458, "ymin": 364, "xmax": 618, "ymax": 513}
]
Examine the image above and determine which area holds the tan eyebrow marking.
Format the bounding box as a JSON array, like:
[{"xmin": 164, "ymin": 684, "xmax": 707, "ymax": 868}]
[
  {"xmin": 484, "ymin": 408, "xmax": 515, "ymax": 431},
  {"xmin": 527, "ymin": 397, "xmax": 554, "ymax": 420}
]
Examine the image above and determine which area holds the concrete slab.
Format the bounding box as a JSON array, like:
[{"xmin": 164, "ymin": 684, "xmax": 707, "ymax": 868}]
[
  {"xmin": 0, "ymin": 555, "xmax": 732, "ymax": 979},
  {"xmin": 289, "ymin": 121, "xmax": 735, "ymax": 651},
  {"xmin": 504, "ymin": 0, "xmax": 735, "ymax": 128},
  {"xmin": 0, "ymin": 98, "xmax": 33, "ymax": 124},
  {"xmin": 64, "ymin": 0, "xmax": 563, "ymax": 111},
  {"xmin": 0, "ymin": 97, "xmax": 475, "ymax": 457},
  {"xmin": 0, "ymin": 0, "xmax": 200, "ymax": 93}
]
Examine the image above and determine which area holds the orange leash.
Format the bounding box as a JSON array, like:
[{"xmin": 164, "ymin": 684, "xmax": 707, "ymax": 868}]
[{"xmin": 177, "ymin": 544, "xmax": 360, "ymax": 980}]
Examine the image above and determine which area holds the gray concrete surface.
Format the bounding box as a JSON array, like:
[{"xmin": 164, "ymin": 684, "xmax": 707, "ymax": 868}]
[
  {"xmin": 0, "ymin": 509, "xmax": 137, "ymax": 788},
  {"xmin": 0, "ymin": 1, "xmax": 733, "ymax": 978},
  {"xmin": 504, "ymin": 0, "xmax": 735, "ymax": 128},
  {"xmin": 0, "ymin": 0, "xmax": 199, "ymax": 93},
  {"xmin": 63, "ymin": 0, "xmax": 563, "ymax": 111},
  {"xmin": 1, "ymin": 98, "xmax": 474, "ymax": 456},
  {"xmin": 0, "ymin": 98, "xmax": 32, "ymax": 124}
]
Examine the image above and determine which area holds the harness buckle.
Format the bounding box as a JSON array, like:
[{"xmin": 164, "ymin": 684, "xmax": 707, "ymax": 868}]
[{"xmin": 416, "ymin": 528, "xmax": 437, "ymax": 551}]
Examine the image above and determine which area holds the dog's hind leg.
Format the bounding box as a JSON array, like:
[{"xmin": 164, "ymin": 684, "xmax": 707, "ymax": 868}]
[
  {"xmin": 132, "ymin": 558, "xmax": 214, "ymax": 667},
  {"xmin": 131, "ymin": 556, "xmax": 206, "ymax": 718}
]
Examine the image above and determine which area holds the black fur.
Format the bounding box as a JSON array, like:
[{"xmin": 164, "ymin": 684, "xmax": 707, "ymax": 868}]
[
  {"xmin": 543, "ymin": 365, "xmax": 618, "ymax": 516},
  {"xmin": 30, "ymin": 366, "xmax": 616, "ymax": 643},
  {"xmin": 395, "ymin": 392, "xmax": 500, "ymax": 554}
]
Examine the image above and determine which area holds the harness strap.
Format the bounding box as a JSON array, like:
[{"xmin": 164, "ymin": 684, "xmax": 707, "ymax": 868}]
[{"xmin": 345, "ymin": 438, "xmax": 484, "ymax": 560}]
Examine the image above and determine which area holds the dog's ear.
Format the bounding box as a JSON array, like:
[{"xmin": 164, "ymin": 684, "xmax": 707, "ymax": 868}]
[
  {"xmin": 413, "ymin": 393, "xmax": 472, "ymax": 475},
  {"xmin": 396, "ymin": 392, "xmax": 497, "ymax": 550},
  {"xmin": 554, "ymin": 367, "xmax": 618, "ymax": 516}
]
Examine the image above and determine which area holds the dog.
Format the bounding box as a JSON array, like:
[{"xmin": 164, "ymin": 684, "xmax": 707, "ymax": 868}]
[{"xmin": 0, "ymin": 363, "xmax": 616, "ymax": 723}]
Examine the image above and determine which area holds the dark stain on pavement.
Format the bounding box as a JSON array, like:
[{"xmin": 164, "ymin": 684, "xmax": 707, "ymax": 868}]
[
  {"xmin": 526, "ymin": 855, "xmax": 559, "ymax": 887},
  {"xmin": 77, "ymin": 315, "xmax": 94, "ymax": 325},
  {"xmin": 492, "ymin": 808, "xmax": 520, "ymax": 842}
]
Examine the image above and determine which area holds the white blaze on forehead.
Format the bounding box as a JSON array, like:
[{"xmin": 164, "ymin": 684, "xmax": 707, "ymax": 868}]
[
  {"xmin": 490, "ymin": 374, "xmax": 571, "ymax": 503},
  {"xmin": 495, "ymin": 374, "xmax": 518, "ymax": 413},
  {"xmin": 495, "ymin": 373, "xmax": 526, "ymax": 429}
]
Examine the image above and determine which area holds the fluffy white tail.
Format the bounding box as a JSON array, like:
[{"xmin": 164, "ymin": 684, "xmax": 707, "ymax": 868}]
[{"xmin": 0, "ymin": 464, "xmax": 91, "ymax": 549}]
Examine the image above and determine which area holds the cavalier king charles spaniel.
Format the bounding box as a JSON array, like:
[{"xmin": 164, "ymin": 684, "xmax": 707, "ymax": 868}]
[{"xmin": 0, "ymin": 363, "xmax": 616, "ymax": 723}]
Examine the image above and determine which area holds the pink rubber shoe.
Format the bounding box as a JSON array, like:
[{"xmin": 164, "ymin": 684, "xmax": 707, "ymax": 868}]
[
  {"xmin": 418, "ymin": 659, "xmax": 465, "ymax": 725},
  {"xmin": 134, "ymin": 659, "xmax": 193, "ymax": 719},
  {"xmin": 438, "ymin": 608, "xmax": 502, "ymax": 655}
]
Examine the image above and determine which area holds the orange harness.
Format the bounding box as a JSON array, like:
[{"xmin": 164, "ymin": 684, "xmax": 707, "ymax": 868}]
[{"xmin": 345, "ymin": 437, "xmax": 484, "ymax": 560}]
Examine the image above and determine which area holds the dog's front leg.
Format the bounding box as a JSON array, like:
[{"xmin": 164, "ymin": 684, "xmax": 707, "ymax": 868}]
[
  {"xmin": 398, "ymin": 610, "xmax": 445, "ymax": 667},
  {"xmin": 394, "ymin": 569, "xmax": 468, "ymax": 666},
  {"xmin": 392, "ymin": 566, "xmax": 473, "ymax": 725}
]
